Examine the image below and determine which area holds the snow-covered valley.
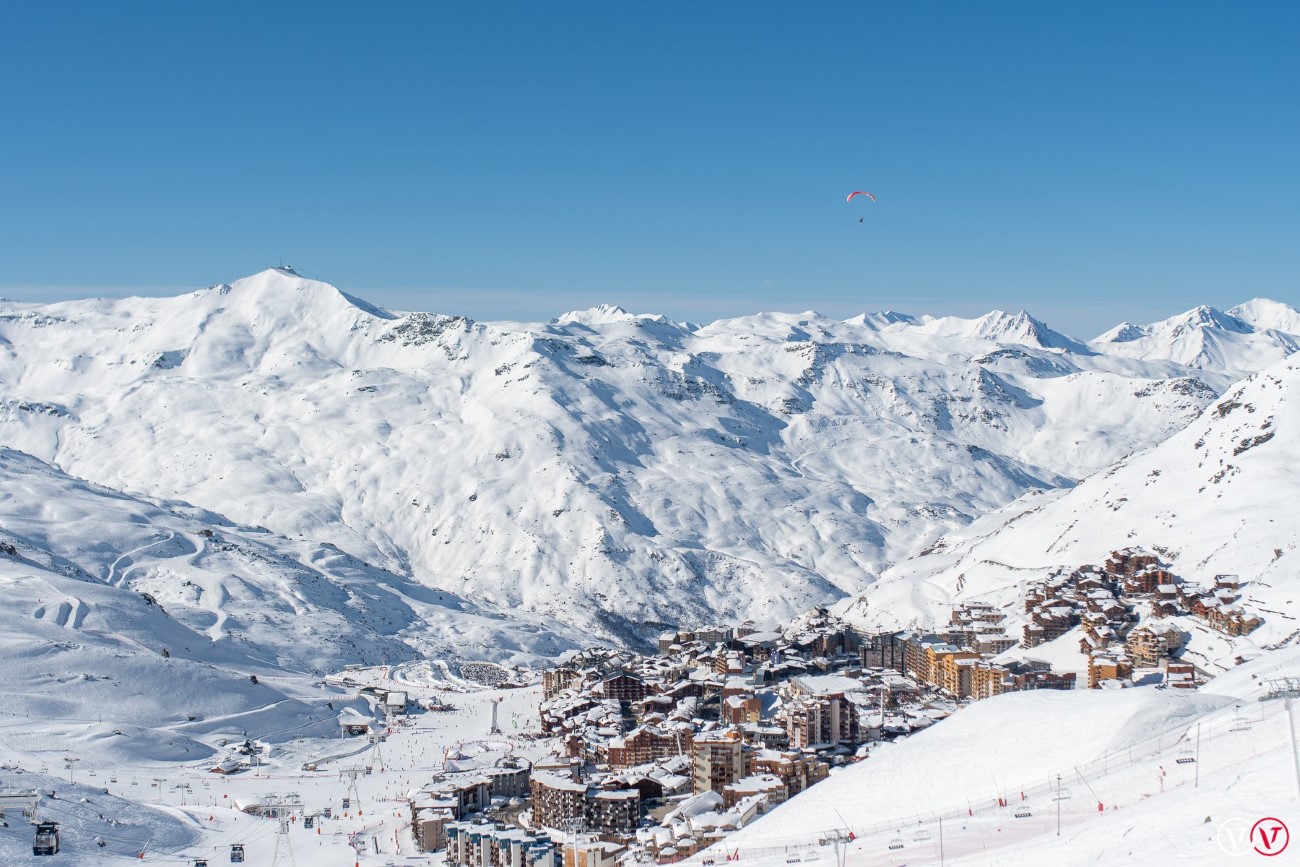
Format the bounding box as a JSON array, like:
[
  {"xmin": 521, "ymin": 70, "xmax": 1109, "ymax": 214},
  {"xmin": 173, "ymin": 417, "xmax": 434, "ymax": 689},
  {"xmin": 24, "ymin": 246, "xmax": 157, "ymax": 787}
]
[
  {"xmin": 3, "ymin": 268, "xmax": 1291, "ymax": 659},
  {"xmin": 4, "ymin": 268, "xmax": 1300, "ymax": 865}
]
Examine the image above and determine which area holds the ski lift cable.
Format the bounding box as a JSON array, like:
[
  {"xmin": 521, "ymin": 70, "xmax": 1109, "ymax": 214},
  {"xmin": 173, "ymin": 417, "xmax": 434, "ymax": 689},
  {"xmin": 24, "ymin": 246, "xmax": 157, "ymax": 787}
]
[{"xmin": 1073, "ymin": 766, "xmax": 1102, "ymax": 805}]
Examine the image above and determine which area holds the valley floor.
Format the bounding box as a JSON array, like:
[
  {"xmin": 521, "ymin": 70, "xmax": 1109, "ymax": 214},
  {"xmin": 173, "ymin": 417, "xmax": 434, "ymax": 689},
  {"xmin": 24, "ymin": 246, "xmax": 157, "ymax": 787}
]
[
  {"xmin": 2, "ymin": 650, "xmax": 1297, "ymax": 865},
  {"xmin": 0, "ymin": 667, "xmax": 549, "ymax": 866}
]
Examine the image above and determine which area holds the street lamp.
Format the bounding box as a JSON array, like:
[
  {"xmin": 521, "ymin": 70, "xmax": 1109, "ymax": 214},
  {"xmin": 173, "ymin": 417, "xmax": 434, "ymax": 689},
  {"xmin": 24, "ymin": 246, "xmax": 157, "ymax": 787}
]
[{"xmin": 863, "ymin": 683, "xmax": 889, "ymax": 733}]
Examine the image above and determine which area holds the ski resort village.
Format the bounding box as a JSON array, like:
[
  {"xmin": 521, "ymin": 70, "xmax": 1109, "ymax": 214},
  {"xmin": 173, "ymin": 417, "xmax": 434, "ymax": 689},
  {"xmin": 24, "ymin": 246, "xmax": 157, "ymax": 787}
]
[
  {"xmin": 0, "ymin": 538, "xmax": 1293, "ymax": 865},
  {"xmin": 5, "ymin": 1, "xmax": 1297, "ymax": 862},
  {"xmin": 1, "ymin": 270, "xmax": 1299, "ymax": 865}
]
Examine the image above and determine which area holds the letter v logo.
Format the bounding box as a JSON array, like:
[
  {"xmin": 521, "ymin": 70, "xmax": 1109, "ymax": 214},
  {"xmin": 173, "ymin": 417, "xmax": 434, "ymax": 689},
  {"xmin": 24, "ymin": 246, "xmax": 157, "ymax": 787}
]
[
  {"xmin": 1218, "ymin": 818, "xmax": 1251, "ymax": 857},
  {"xmin": 1252, "ymin": 817, "xmax": 1290, "ymax": 856}
]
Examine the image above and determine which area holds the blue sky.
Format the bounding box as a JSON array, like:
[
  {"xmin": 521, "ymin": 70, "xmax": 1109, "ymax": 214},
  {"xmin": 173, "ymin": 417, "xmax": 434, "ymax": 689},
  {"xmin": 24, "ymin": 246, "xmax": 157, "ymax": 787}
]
[{"xmin": 1, "ymin": 2, "xmax": 1296, "ymax": 337}]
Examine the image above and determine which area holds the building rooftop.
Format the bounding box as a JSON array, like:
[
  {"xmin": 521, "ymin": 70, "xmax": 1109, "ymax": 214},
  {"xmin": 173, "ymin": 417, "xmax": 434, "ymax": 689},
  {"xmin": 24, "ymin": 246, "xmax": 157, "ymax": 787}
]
[{"xmin": 790, "ymin": 674, "xmax": 864, "ymax": 696}]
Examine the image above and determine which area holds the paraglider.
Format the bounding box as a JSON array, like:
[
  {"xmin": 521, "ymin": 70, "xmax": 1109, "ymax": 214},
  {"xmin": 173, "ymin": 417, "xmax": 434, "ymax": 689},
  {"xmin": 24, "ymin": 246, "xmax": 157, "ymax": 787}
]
[{"xmin": 848, "ymin": 191, "xmax": 876, "ymax": 223}]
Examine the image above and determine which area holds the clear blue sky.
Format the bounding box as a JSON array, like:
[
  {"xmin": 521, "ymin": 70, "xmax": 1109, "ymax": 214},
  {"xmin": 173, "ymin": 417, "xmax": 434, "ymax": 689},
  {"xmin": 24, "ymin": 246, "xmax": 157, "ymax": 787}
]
[{"xmin": 1, "ymin": 2, "xmax": 1296, "ymax": 337}]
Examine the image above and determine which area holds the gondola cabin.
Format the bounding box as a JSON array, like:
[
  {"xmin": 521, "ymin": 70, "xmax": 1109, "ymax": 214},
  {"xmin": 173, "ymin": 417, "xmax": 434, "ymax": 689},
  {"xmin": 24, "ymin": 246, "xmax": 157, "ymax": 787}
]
[
  {"xmin": 230, "ymin": 842, "xmax": 245, "ymax": 862},
  {"xmin": 32, "ymin": 822, "xmax": 60, "ymax": 856}
]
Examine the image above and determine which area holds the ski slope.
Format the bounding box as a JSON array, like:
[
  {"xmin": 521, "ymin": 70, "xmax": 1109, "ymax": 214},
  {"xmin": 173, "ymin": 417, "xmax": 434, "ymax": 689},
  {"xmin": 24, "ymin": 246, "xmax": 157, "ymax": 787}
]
[{"xmin": 697, "ymin": 649, "xmax": 1300, "ymax": 866}]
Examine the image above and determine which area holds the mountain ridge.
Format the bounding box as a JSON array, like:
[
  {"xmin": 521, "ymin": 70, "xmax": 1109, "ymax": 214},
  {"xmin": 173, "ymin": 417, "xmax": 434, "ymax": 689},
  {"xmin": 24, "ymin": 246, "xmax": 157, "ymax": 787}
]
[
  {"xmin": 840, "ymin": 351, "xmax": 1300, "ymax": 673},
  {"xmin": 1, "ymin": 269, "xmax": 1296, "ymax": 655}
]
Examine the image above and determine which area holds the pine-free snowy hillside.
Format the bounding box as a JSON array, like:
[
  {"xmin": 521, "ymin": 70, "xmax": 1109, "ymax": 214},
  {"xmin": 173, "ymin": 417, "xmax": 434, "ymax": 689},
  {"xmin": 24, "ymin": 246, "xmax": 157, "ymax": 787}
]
[
  {"xmin": 1092, "ymin": 302, "xmax": 1300, "ymax": 373},
  {"xmin": 704, "ymin": 648, "xmax": 1300, "ymax": 866},
  {"xmin": 0, "ymin": 447, "xmax": 583, "ymax": 672},
  {"xmin": 0, "ymin": 268, "xmax": 1290, "ymax": 649},
  {"xmin": 843, "ymin": 352, "xmax": 1300, "ymax": 667}
]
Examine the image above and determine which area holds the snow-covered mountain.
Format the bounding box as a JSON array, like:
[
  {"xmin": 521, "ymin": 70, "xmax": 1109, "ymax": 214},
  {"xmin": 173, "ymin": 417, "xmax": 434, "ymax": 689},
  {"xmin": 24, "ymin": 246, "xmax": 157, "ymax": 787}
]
[
  {"xmin": 0, "ymin": 268, "xmax": 1294, "ymax": 655},
  {"xmin": 1092, "ymin": 301, "xmax": 1300, "ymax": 372},
  {"xmin": 841, "ymin": 351, "xmax": 1300, "ymax": 670},
  {"xmin": 0, "ymin": 447, "xmax": 583, "ymax": 675}
]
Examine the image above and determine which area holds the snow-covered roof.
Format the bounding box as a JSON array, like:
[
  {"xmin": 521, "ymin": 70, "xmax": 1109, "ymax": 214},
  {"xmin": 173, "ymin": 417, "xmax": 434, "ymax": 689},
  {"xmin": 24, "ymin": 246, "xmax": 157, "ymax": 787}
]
[{"xmin": 790, "ymin": 674, "xmax": 865, "ymax": 696}]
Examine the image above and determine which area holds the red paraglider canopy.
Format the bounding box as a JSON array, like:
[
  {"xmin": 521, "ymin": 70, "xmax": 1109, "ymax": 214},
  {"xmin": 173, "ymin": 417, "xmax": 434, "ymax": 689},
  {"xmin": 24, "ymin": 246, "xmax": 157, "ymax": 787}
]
[{"xmin": 846, "ymin": 191, "xmax": 876, "ymax": 202}]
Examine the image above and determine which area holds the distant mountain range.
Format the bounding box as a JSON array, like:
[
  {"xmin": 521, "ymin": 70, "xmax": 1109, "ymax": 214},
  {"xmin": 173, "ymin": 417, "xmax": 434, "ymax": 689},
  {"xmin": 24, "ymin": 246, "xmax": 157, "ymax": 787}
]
[
  {"xmin": 1, "ymin": 267, "xmax": 1297, "ymax": 661},
  {"xmin": 1094, "ymin": 299, "xmax": 1300, "ymax": 370}
]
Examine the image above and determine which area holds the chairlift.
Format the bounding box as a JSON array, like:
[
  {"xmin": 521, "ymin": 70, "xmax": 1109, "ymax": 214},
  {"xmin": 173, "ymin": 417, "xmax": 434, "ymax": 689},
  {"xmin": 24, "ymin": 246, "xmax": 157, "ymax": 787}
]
[
  {"xmin": 230, "ymin": 842, "xmax": 245, "ymax": 862},
  {"xmin": 887, "ymin": 836, "xmax": 905, "ymax": 851},
  {"xmin": 1014, "ymin": 809, "xmax": 1033, "ymax": 818},
  {"xmin": 110, "ymin": 776, "xmax": 118, "ymax": 783},
  {"xmin": 1229, "ymin": 709, "xmax": 1254, "ymax": 732},
  {"xmin": 913, "ymin": 828, "xmax": 933, "ymax": 842},
  {"xmin": 32, "ymin": 821, "xmax": 60, "ymax": 856},
  {"xmin": 1052, "ymin": 787, "xmax": 1073, "ymax": 801},
  {"xmin": 1175, "ymin": 747, "xmax": 1197, "ymax": 765}
]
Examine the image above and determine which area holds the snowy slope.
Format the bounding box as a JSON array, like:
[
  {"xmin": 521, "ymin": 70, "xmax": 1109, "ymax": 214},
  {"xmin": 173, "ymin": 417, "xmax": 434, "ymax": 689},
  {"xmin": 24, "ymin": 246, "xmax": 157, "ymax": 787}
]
[
  {"xmin": 1092, "ymin": 302, "xmax": 1300, "ymax": 373},
  {"xmin": 842, "ymin": 353, "xmax": 1300, "ymax": 669},
  {"xmin": 1229, "ymin": 298, "xmax": 1300, "ymax": 335},
  {"xmin": 702, "ymin": 647, "xmax": 1299, "ymax": 866},
  {"xmin": 0, "ymin": 268, "xmax": 1287, "ymax": 649},
  {"xmin": 0, "ymin": 447, "xmax": 585, "ymax": 673}
]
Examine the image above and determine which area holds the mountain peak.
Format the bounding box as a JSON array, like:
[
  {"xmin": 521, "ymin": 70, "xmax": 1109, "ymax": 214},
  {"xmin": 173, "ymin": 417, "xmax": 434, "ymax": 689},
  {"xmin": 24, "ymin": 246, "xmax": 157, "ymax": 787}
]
[
  {"xmin": 1228, "ymin": 298, "xmax": 1300, "ymax": 335},
  {"xmin": 553, "ymin": 304, "xmax": 638, "ymax": 326},
  {"xmin": 1170, "ymin": 305, "xmax": 1247, "ymax": 336},
  {"xmin": 223, "ymin": 268, "xmax": 395, "ymax": 321},
  {"xmin": 1090, "ymin": 302, "xmax": 1300, "ymax": 372},
  {"xmin": 845, "ymin": 310, "xmax": 920, "ymax": 330},
  {"xmin": 1095, "ymin": 321, "xmax": 1146, "ymax": 343},
  {"xmin": 916, "ymin": 309, "xmax": 1086, "ymax": 352}
]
